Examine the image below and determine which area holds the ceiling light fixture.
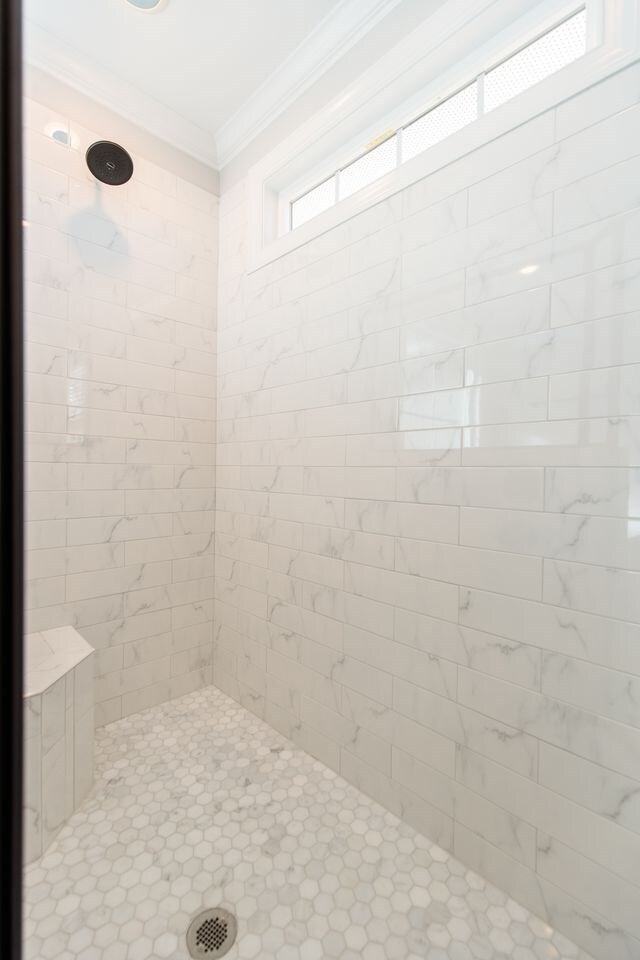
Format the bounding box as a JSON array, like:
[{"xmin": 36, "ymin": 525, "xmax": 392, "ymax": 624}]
[{"xmin": 125, "ymin": 0, "xmax": 168, "ymax": 11}]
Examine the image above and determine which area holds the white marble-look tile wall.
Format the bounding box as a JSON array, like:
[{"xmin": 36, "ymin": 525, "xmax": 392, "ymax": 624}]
[
  {"xmin": 214, "ymin": 62, "xmax": 640, "ymax": 960},
  {"xmin": 24, "ymin": 95, "xmax": 218, "ymax": 726}
]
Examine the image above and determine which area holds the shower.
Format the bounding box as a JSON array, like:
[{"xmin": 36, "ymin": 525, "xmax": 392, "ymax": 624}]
[
  {"xmin": 4, "ymin": 0, "xmax": 640, "ymax": 958},
  {"xmin": 85, "ymin": 141, "xmax": 134, "ymax": 186}
]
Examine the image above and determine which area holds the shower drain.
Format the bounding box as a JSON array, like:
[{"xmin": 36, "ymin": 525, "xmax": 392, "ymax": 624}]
[{"xmin": 186, "ymin": 907, "xmax": 237, "ymax": 958}]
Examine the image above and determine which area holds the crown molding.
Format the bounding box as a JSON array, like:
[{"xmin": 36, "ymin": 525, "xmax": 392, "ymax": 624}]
[
  {"xmin": 24, "ymin": 20, "xmax": 217, "ymax": 168},
  {"xmin": 25, "ymin": 0, "xmax": 409, "ymax": 173},
  {"xmin": 214, "ymin": 0, "xmax": 406, "ymax": 169}
]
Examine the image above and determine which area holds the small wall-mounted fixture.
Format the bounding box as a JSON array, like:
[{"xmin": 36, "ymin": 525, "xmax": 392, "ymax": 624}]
[
  {"xmin": 86, "ymin": 141, "xmax": 134, "ymax": 186},
  {"xmin": 124, "ymin": 0, "xmax": 168, "ymax": 11},
  {"xmin": 44, "ymin": 123, "xmax": 71, "ymax": 146}
]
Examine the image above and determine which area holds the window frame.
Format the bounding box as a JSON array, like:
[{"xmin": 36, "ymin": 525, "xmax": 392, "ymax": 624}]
[
  {"xmin": 289, "ymin": 6, "xmax": 589, "ymax": 233},
  {"xmin": 247, "ymin": 0, "xmax": 638, "ymax": 273}
]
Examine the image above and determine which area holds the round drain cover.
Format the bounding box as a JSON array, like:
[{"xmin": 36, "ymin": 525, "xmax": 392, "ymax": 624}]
[
  {"xmin": 186, "ymin": 907, "xmax": 237, "ymax": 958},
  {"xmin": 86, "ymin": 141, "xmax": 133, "ymax": 186}
]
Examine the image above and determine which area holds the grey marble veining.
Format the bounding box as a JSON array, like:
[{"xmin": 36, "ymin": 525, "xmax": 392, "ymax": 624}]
[
  {"xmin": 24, "ymin": 93, "xmax": 218, "ymax": 727},
  {"xmin": 24, "ymin": 686, "xmax": 593, "ymax": 960},
  {"xmin": 213, "ymin": 60, "xmax": 640, "ymax": 960}
]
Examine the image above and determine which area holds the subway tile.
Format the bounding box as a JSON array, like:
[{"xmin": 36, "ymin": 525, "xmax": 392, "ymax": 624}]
[
  {"xmin": 554, "ymin": 153, "xmax": 640, "ymax": 234},
  {"xmin": 466, "ymin": 312, "xmax": 640, "ymax": 385},
  {"xmin": 470, "ymin": 93, "xmax": 640, "ymax": 225},
  {"xmin": 398, "ymin": 378, "xmax": 548, "ymax": 430},
  {"xmin": 454, "ymin": 782, "xmax": 536, "ymax": 867},
  {"xmin": 396, "ymin": 537, "xmax": 542, "ymax": 600},
  {"xmin": 555, "ymin": 62, "xmax": 640, "ymax": 139},
  {"xmin": 544, "ymin": 558, "xmax": 640, "ymax": 623},
  {"xmin": 403, "ymin": 196, "xmax": 552, "ymax": 286},
  {"xmin": 466, "ymin": 207, "xmax": 640, "ymax": 307},
  {"xmin": 66, "ymin": 560, "xmax": 172, "ymax": 602},
  {"xmin": 392, "ymin": 746, "xmax": 455, "ymax": 818},
  {"xmin": 396, "ymin": 465, "xmax": 544, "ymax": 510},
  {"xmin": 551, "ymin": 261, "xmax": 640, "ymax": 327},
  {"xmin": 537, "ymin": 833, "xmax": 640, "ymax": 944},
  {"xmin": 395, "ymin": 607, "xmax": 540, "ymax": 689},
  {"xmin": 347, "ymin": 349, "xmax": 463, "ymax": 403},
  {"xmin": 393, "ymin": 678, "xmax": 538, "ymax": 778},
  {"xmin": 345, "ymin": 561, "xmax": 458, "ymax": 622},
  {"xmin": 458, "ymin": 745, "xmax": 640, "ymax": 892},
  {"xmin": 206, "ymin": 71, "xmax": 640, "ymax": 960},
  {"xmin": 25, "ymin": 69, "xmax": 640, "ymax": 958},
  {"xmin": 460, "ymin": 587, "xmax": 640, "ymax": 676},
  {"xmin": 403, "ymin": 111, "xmax": 555, "ymax": 219},
  {"xmin": 458, "ymin": 667, "xmax": 640, "ymax": 780},
  {"xmin": 27, "ymin": 542, "xmax": 124, "ymax": 580},
  {"xmin": 344, "ymin": 625, "xmax": 456, "ymax": 698},
  {"xmin": 463, "ymin": 417, "xmax": 640, "ymax": 467},
  {"xmin": 538, "ymin": 742, "xmax": 640, "ymax": 835},
  {"xmin": 400, "ymin": 286, "xmax": 549, "ymax": 361},
  {"xmin": 460, "ymin": 506, "xmax": 640, "ymax": 570},
  {"xmin": 544, "ymin": 466, "xmax": 640, "ymax": 518},
  {"xmin": 344, "ymin": 498, "xmax": 459, "ymax": 544},
  {"xmin": 346, "ymin": 428, "xmax": 461, "ymax": 467},
  {"xmin": 541, "ymin": 652, "xmax": 640, "ymax": 731},
  {"xmin": 549, "ymin": 364, "xmax": 640, "ymax": 420},
  {"xmin": 302, "ymin": 523, "xmax": 394, "ymax": 571}
]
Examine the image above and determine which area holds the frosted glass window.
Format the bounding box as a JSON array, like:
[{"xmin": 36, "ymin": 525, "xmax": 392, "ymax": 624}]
[
  {"xmin": 402, "ymin": 83, "xmax": 478, "ymax": 163},
  {"xmin": 286, "ymin": 7, "xmax": 589, "ymax": 231},
  {"xmin": 485, "ymin": 9, "xmax": 587, "ymax": 112},
  {"xmin": 339, "ymin": 135, "xmax": 398, "ymax": 201},
  {"xmin": 291, "ymin": 176, "xmax": 336, "ymax": 229}
]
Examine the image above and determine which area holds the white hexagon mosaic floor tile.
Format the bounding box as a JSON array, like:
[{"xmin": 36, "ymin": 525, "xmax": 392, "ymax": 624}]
[{"xmin": 24, "ymin": 686, "xmax": 594, "ymax": 960}]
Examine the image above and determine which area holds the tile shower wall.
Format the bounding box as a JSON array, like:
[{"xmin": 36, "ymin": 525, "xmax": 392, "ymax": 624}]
[
  {"xmin": 214, "ymin": 62, "xmax": 640, "ymax": 960},
  {"xmin": 24, "ymin": 94, "xmax": 218, "ymax": 726}
]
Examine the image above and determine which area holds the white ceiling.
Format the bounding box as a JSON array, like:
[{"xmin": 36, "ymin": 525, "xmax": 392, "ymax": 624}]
[
  {"xmin": 26, "ymin": 0, "xmax": 409, "ymax": 168},
  {"xmin": 26, "ymin": 0, "xmax": 342, "ymax": 135}
]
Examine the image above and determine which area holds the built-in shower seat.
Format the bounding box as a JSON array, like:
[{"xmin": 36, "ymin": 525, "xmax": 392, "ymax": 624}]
[{"xmin": 23, "ymin": 627, "xmax": 94, "ymax": 862}]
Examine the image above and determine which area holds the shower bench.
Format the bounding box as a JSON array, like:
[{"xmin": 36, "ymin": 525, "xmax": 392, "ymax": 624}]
[{"xmin": 24, "ymin": 626, "xmax": 95, "ymax": 863}]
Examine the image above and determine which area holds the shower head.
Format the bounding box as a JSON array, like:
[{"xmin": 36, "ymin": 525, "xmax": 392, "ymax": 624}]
[{"xmin": 86, "ymin": 141, "xmax": 133, "ymax": 186}]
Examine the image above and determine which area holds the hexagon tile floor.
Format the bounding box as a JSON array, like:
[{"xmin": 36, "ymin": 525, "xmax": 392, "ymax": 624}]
[{"xmin": 24, "ymin": 686, "xmax": 594, "ymax": 960}]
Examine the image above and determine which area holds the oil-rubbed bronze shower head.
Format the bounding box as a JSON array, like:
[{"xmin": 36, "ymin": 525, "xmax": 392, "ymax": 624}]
[{"xmin": 86, "ymin": 141, "xmax": 133, "ymax": 185}]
